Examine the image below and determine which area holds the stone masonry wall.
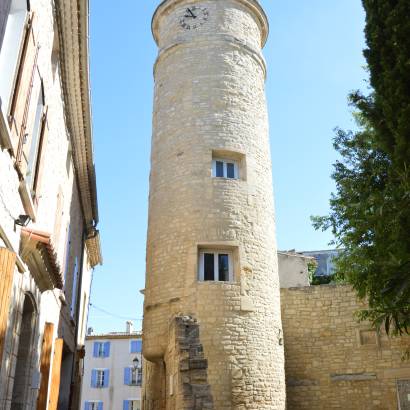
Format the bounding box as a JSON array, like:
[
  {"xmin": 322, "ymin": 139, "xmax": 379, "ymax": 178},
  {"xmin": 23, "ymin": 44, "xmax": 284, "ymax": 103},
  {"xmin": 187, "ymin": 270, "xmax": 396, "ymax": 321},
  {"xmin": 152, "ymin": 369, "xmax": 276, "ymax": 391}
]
[
  {"xmin": 143, "ymin": 1, "xmax": 286, "ymax": 409},
  {"xmin": 165, "ymin": 316, "xmax": 213, "ymax": 410},
  {"xmin": 281, "ymin": 285, "xmax": 410, "ymax": 410}
]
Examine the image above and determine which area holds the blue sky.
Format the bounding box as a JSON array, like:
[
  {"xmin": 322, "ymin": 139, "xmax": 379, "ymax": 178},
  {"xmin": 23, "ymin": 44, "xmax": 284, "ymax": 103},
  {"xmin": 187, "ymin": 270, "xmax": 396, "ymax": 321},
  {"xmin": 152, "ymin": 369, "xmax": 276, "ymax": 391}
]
[{"xmin": 88, "ymin": 0, "xmax": 366, "ymax": 333}]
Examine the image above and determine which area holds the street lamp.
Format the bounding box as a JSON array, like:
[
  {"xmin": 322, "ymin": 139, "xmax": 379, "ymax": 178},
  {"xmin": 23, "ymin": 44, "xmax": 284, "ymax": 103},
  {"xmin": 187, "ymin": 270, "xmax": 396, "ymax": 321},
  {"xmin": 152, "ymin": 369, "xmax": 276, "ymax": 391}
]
[{"xmin": 132, "ymin": 356, "xmax": 141, "ymax": 370}]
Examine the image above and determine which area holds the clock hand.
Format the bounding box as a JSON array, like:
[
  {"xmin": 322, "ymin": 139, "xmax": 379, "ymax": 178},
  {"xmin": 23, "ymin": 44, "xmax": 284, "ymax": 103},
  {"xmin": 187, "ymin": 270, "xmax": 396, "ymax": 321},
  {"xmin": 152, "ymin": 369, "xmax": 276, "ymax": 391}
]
[{"xmin": 185, "ymin": 8, "xmax": 197, "ymax": 18}]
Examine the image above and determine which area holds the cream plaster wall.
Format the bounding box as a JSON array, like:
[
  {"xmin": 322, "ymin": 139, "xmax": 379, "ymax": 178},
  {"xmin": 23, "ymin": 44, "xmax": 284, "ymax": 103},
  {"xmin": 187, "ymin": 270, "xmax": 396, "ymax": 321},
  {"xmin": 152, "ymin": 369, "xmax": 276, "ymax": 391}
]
[
  {"xmin": 81, "ymin": 336, "xmax": 142, "ymax": 410},
  {"xmin": 277, "ymin": 252, "xmax": 311, "ymax": 289}
]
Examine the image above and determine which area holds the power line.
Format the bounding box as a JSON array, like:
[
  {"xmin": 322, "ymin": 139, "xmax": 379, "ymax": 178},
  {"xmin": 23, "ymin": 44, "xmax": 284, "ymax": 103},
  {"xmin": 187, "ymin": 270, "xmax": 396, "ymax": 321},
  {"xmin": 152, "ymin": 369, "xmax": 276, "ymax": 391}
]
[{"xmin": 89, "ymin": 303, "xmax": 142, "ymax": 321}]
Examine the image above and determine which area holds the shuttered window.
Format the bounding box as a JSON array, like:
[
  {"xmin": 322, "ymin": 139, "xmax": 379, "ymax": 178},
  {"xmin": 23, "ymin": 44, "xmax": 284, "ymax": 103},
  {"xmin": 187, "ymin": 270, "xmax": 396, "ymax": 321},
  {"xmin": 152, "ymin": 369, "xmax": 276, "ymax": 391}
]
[
  {"xmin": 124, "ymin": 367, "xmax": 142, "ymax": 386},
  {"xmin": 91, "ymin": 369, "xmax": 109, "ymax": 388},
  {"xmin": 130, "ymin": 339, "xmax": 142, "ymax": 353},
  {"xmin": 8, "ymin": 14, "xmax": 39, "ymax": 157},
  {"xmin": 123, "ymin": 400, "xmax": 141, "ymax": 410},
  {"xmin": 93, "ymin": 341, "xmax": 110, "ymax": 358},
  {"xmin": 31, "ymin": 108, "xmax": 48, "ymax": 202},
  {"xmin": 84, "ymin": 401, "xmax": 103, "ymax": 410},
  {"xmin": 23, "ymin": 77, "xmax": 45, "ymax": 193}
]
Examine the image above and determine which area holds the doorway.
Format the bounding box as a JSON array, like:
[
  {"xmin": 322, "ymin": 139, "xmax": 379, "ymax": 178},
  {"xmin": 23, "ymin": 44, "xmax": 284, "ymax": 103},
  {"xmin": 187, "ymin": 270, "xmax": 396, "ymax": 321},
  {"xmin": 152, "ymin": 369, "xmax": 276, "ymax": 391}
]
[{"xmin": 11, "ymin": 293, "xmax": 37, "ymax": 410}]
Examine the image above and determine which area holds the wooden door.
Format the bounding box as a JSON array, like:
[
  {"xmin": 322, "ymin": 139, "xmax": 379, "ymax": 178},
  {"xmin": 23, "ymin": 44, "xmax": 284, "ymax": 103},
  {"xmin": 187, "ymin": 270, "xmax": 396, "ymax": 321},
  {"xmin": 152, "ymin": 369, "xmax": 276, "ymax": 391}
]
[
  {"xmin": 48, "ymin": 338, "xmax": 63, "ymax": 410},
  {"xmin": 37, "ymin": 322, "xmax": 54, "ymax": 410},
  {"xmin": 0, "ymin": 247, "xmax": 16, "ymax": 367}
]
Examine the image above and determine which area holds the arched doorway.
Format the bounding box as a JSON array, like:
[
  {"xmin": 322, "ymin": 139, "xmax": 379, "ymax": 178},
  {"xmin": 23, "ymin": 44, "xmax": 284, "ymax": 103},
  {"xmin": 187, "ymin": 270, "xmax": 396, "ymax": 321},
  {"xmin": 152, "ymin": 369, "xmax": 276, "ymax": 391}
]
[{"xmin": 11, "ymin": 293, "xmax": 37, "ymax": 410}]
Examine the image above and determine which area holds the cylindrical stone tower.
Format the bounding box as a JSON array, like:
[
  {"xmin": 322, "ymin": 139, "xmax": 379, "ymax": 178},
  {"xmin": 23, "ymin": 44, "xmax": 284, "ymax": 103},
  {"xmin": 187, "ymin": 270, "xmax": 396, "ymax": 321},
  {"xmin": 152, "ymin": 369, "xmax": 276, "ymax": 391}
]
[{"xmin": 143, "ymin": 1, "xmax": 286, "ymax": 409}]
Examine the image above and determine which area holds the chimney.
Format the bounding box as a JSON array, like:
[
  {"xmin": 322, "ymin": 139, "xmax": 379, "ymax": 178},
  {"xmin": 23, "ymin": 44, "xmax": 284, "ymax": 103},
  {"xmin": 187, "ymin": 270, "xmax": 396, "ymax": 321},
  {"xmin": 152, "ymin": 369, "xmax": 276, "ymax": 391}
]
[
  {"xmin": 126, "ymin": 321, "xmax": 134, "ymax": 334},
  {"xmin": 87, "ymin": 327, "xmax": 93, "ymax": 336}
]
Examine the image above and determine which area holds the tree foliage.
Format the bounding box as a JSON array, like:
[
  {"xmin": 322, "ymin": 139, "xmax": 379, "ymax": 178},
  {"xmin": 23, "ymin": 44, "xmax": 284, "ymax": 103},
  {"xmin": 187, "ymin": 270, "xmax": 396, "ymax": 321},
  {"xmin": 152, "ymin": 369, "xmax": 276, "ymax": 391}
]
[{"xmin": 312, "ymin": 0, "xmax": 410, "ymax": 335}]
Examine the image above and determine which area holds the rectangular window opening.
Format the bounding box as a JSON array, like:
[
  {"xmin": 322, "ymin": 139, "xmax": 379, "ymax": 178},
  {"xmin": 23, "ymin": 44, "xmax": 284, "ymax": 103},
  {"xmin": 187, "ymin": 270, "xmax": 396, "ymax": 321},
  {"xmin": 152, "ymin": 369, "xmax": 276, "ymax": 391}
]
[
  {"xmin": 212, "ymin": 157, "xmax": 239, "ymax": 179},
  {"xmin": 199, "ymin": 250, "xmax": 233, "ymax": 282}
]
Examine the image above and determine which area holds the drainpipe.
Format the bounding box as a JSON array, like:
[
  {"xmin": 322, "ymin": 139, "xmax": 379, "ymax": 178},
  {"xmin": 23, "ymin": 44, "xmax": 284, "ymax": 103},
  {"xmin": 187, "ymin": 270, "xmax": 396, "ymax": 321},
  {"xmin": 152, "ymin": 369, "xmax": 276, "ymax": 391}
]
[{"xmin": 68, "ymin": 227, "xmax": 86, "ymax": 410}]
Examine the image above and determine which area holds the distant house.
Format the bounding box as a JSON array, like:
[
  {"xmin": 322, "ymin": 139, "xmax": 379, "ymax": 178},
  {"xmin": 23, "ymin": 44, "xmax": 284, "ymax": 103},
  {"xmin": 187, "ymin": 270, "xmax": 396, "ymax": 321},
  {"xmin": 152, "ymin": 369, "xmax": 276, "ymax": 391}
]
[
  {"xmin": 301, "ymin": 250, "xmax": 340, "ymax": 277},
  {"xmin": 81, "ymin": 323, "xmax": 142, "ymax": 410}
]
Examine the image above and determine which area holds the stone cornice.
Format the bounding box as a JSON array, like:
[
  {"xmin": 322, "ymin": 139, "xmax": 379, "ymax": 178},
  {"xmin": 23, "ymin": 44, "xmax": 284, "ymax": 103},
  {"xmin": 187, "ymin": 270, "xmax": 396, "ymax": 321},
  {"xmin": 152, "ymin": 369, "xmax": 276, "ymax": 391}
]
[
  {"xmin": 54, "ymin": 0, "xmax": 98, "ymax": 228},
  {"xmin": 152, "ymin": 0, "xmax": 269, "ymax": 47},
  {"xmin": 54, "ymin": 0, "xmax": 102, "ymax": 265}
]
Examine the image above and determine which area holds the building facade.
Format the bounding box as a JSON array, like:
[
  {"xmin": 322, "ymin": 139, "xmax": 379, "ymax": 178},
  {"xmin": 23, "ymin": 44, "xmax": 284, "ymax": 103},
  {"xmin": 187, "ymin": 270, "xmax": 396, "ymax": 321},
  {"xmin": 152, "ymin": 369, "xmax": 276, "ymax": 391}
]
[
  {"xmin": 142, "ymin": 0, "xmax": 285, "ymax": 409},
  {"xmin": 0, "ymin": 1, "xmax": 101, "ymax": 409},
  {"xmin": 301, "ymin": 249, "xmax": 340, "ymax": 278},
  {"xmin": 81, "ymin": 329, "xmax": 142, "ymax": 410}
]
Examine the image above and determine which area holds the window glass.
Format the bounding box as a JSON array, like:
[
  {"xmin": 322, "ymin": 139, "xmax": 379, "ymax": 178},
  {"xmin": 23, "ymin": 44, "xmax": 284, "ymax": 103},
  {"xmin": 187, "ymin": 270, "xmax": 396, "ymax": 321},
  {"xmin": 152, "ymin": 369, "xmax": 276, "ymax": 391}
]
[
  {"xmin": 215, "ymin": 161, "xmax": 224, "ymax": 178},
  {"xmin": 212, "ymin": 158, "xmax": 239, "ymax": 179},
  {"xmin": 226, "ymin": 163, "xmax": 235, "ymax": 179},
  {"xmin": 204, "ymin": 253, "xmax": 214, "ymax": 281},
  {"xmin": 97, "ymin": 370, "xmax": 104, "ymax": 387},
  {"xmin": 131, "ymin": 368, "xmax": 137, "ymax": 385},
  {"xmin": 218, "ymin": 254, "xmax": 229, "ymax": 281},
  {"xmin": 26, "ymin": 86, "xmax": 43, "ymax": 192},
  {"xmin": 98, "ymin": 343, "xmax": 104, "ymax": 357},
  {"xmin": 199, "ymin": 251, "xmax": 233, "ymax": 282}
]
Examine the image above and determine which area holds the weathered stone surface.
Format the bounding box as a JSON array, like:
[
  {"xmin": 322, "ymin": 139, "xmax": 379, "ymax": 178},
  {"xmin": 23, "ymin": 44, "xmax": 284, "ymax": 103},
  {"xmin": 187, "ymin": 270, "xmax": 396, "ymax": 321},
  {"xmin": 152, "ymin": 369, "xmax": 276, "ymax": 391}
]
[
  {"xmin": 281, "ymin": 285, "xmax": 410, "ymax": 410},
  {"xmin": 142, "ymin": 1, "xmax": 286, "ymax": 408}
]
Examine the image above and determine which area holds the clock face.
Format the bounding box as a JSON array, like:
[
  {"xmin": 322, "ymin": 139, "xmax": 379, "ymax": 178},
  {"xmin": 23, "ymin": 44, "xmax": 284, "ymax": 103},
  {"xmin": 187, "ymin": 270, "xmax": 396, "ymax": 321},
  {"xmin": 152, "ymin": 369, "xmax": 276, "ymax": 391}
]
[{"xmin": 179, "ymin": 6, "xmax": 209, "ymax": 30}]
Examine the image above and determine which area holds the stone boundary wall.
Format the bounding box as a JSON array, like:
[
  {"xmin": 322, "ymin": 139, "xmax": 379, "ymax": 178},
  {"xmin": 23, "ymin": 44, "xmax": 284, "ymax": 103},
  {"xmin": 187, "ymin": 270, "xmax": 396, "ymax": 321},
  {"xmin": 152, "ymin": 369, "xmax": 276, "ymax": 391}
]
[{"xmin": 281, "ymin": 285, "xmax": 410, "ymax": 410}]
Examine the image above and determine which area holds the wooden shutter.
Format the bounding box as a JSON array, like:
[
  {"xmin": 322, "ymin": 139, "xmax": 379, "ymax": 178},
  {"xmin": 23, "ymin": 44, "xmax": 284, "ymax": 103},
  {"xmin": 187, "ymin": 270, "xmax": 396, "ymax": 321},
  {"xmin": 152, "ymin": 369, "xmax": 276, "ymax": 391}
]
[
  {"xmin": 124, "ymin": 367, "xmax": 130, "ymax": 385},
  {"xmin": 53, "ymin": 187, "xmax": 64, "ymax": 244},
  {"xmin": 104, "ymin": 341, "xmax": 110, "ymax": 357},
  {"xmin": 93, "ymin": 342, "xmax": 98, "ymax": 357},
  {"xmin": 8, "ymin": 13, "xmax": 39, "ymax": 162},
  {"xmin": 91, "ymin": 369, "xmax": 97, "ymax": 387},
  {"xmin": 37, "ymin": 322, "xmax": 54, "ymax": 410},
  {"xmin": 48, "ymin": 338, "xmax": 63, "ymax": 410},
  {"xmin": 0, "ymin": 248, "xmax": 16, "ymax": 366},
  {"xmin": 32, "ymin": 108, "xmax": 49, "ymax": 204},
  {"xmin": 103, "ymin": 369, "xmax": 110, "ymax": 388}
]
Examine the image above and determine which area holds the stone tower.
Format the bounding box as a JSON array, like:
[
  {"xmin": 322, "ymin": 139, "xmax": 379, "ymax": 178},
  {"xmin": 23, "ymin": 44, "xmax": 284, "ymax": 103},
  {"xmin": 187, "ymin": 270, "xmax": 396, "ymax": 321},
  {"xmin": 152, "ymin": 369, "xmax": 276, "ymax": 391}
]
[{"xmin": 142, "ymin": 0, "xmax": 286, "ymax": 409}]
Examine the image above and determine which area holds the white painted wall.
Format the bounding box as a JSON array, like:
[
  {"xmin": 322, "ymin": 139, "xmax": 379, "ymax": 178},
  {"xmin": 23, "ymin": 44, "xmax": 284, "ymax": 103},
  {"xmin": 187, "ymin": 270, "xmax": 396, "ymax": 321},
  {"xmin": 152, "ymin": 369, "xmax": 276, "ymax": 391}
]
[
  {"xmin": 81, "ymin": 335, "xmax": 142, "ymax": 410},
  {"xmin": 278, "ymin": 252, "xmax": 311, "ymax": 288}
]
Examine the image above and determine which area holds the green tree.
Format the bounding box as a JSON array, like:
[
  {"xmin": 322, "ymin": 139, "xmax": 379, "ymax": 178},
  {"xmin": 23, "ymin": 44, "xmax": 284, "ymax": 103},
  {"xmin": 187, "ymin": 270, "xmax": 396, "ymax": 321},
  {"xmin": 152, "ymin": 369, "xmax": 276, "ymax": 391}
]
[{"xmin": 313, "ymin": 0, "xmax": 410, "ymax": 335}]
